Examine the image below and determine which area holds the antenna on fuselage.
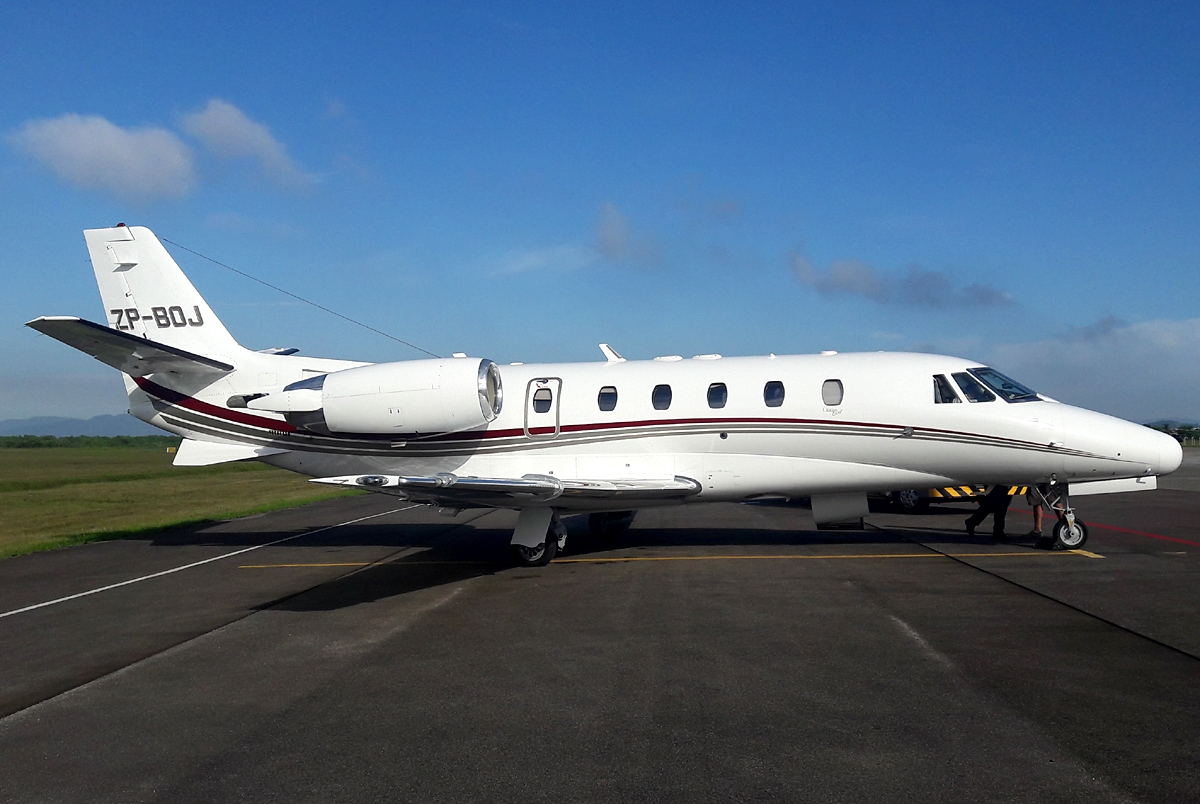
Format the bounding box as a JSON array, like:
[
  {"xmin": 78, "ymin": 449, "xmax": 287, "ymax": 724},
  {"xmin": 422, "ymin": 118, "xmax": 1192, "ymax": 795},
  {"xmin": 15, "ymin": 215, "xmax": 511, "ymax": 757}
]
[{"xmin": 598, "ymin": 343, "xmax": 626, "ymax": 363}]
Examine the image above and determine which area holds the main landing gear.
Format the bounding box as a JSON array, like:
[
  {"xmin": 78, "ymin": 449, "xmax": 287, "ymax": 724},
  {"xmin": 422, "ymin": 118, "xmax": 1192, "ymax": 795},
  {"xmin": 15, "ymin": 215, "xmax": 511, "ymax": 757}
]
[
  {"xmin": 511, "ymin": 510, "xmax": 568, "ymax": 567},
  {"xmin": 1032, "ymin": 483, "xmax": 1089, "ymax": 550}
]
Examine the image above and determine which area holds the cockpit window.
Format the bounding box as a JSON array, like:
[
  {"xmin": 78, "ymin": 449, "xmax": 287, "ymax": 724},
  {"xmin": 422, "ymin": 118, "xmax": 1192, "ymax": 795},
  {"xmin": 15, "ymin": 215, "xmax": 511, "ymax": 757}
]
[
  {"xmin": 968, "ymin": 367, "xmax": 1039, "ymax": 402},
  {"xmin": 952, "ymin": 372, "xmax": 996, "ymax": 403},
  {"xmin": 934, "ymin": 374, "xmax": 961, "ymax": 403}
]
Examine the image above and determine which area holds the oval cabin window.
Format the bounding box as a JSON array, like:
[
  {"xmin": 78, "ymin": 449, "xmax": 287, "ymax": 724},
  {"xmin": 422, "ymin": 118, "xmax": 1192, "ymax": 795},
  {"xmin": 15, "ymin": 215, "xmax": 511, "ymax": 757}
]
[
  {"xmin": 532, "ymin": 387, "xmax": 553, "ymax": 413},
  {"xmin": 763, "ymin": 381, "xmax": 785, "ymax": 407},
  {"xmin": 821, "ymin": 379, "xmax": 844, "ymax": 406},
  {"xmin": 598, "ymin": 386, "xmax": 618, "ymax": 411},
  {"xmin": 707, "ymin": 383, "xmax": 728, "ymax": 409},
  {"xmin": 652, "ymin": 384, "xmax": 672, "ymax": 410}
]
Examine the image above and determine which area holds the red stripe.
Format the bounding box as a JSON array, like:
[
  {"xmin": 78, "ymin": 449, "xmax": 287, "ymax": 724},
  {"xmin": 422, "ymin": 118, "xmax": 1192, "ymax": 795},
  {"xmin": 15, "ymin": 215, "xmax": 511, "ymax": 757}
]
[
  {"xmin": 1086, "ymin": 521, "xmax": 1200, "ymax": 548},
  {"xmin": 1014, "ymin": 508, "xmax": 1200, "ymax": 548},
  {"xmin": 134, "ymin": 377, "xmax": 296, "ymax": 432}
]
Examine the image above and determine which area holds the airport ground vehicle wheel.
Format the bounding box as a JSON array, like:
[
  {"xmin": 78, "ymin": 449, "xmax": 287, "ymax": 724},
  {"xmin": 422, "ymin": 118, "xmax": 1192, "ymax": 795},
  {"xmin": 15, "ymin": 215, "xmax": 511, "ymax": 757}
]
[
  {"xmin": 891, "ymin": 490, "xmax": 929, "ymax": 513},
  {"xmin": 1052, "ymin": 518, "xmax": 1089, "ymax": 550},
  {"xmin": 512, "ymin": 535, "xmax": 558, "ymax": 567},
  {"xmin": 589, "ymin": 510, "xmax": 636, "ymax": 537}
]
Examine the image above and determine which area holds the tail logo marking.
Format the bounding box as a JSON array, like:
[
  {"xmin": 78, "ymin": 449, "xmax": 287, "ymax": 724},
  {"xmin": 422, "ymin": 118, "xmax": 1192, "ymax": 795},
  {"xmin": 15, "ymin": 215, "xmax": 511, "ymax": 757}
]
[{"xmin": 110, "ymin": 305, "xmax": 205, "ymax": 331}]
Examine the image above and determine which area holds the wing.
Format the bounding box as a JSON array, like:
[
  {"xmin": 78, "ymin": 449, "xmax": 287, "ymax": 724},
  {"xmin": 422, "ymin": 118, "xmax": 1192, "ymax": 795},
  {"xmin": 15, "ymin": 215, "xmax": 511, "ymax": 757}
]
[
  {"xmin": 310, "ymin": 472, "xmax": 702, "ymax": 507},
  {"xmin": 26, "ymin": 316, "xmax": 233, "ymax": 377}
]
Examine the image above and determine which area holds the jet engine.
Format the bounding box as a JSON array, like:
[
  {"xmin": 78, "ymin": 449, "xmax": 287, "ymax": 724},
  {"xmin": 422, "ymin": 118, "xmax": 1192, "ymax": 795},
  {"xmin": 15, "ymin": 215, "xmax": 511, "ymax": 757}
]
[{"xmin": 247, "ymin": 358, "xmax": 503, "ymax": 435}]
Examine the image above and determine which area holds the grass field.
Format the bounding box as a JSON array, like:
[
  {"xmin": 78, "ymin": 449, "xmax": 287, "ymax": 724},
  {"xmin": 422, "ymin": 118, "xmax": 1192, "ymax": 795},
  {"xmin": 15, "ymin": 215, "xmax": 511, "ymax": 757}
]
[{"xmin": 0, "ymin": 447, "xmax": 360, "ymax": 558}]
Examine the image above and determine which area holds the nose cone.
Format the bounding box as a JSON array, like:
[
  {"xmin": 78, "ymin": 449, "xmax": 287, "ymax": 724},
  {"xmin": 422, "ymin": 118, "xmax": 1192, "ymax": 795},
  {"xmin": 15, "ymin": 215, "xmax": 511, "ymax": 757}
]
[
  {"xmin": 1157, "ymin": 431, "xmax": 1184, "ymax": 476},
  {"xmin": 1059, "ymin": 406, "xmax": 1185, "ymax": 479}
]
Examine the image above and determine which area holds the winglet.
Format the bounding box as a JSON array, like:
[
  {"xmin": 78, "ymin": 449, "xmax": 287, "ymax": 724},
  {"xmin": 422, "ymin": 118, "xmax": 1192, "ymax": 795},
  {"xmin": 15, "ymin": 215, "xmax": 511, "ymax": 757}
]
[{"xmin": 598, "ymin": 343, "xmax": 626, "ymax": 363}]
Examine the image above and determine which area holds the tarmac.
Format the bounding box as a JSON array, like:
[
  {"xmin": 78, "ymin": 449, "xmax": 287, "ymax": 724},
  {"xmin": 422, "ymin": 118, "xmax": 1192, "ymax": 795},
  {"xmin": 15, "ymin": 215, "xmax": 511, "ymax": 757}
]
[{"xmin": 1, "ymin": 452, "xmax": 1198, "ymax": 803}]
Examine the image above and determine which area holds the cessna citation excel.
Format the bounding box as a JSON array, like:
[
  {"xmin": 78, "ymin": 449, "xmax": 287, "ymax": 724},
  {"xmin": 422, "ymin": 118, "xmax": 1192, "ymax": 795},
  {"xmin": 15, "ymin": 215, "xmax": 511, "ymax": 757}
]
[{"xmin": 28, "ymin": 225, "xmax": 1183, "ymax": 565}]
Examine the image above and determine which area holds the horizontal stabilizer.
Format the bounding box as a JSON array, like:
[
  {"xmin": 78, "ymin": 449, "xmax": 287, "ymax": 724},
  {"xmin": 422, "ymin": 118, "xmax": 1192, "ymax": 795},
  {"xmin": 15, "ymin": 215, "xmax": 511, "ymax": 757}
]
[
  {"xmin": 173, "ymin": 439, "xmax": 289, "ymax": 466},
  {"xmin": 26, "ymin": 316, "xmax": 233, "ymax": 378},
  {"xmin": 310, "ymin": 473, "xmax": 702, "ymax": 506}
]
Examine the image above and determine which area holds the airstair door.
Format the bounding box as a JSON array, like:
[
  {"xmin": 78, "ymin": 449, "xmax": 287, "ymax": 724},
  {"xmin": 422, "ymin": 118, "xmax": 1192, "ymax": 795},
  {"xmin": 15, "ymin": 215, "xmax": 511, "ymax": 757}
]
[{"xmin": 524, "ymin": 378, "xmax": 562, "ymax": 440}]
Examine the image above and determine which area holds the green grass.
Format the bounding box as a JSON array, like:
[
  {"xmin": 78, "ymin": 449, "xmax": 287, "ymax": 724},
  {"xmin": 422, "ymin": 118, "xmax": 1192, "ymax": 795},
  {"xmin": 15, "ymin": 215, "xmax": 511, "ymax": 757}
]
[{"xmin": 0, "ymin": 447, "xmax": 361, "ymax": 558}]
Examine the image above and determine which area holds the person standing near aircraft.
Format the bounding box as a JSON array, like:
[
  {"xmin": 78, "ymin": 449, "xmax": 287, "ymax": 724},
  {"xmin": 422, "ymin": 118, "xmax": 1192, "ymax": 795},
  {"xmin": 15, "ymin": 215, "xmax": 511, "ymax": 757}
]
[
  {"xmin": 1026, "ymin": 485, "xmax": 1045, "ymax": 540},
  {"xmin": 965, "ymin": 485, "xmax": 1012, "ymax": 539}
]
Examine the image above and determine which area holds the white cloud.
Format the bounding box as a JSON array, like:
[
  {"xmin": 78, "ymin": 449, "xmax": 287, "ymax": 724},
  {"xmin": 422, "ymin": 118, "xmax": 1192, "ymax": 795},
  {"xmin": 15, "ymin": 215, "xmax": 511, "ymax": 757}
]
[
  {"xmin": 9, "ymin": 114, "xmax": 194, "ymax": 200},
  {"xmin": 493, "ymin": 244, "xmax": 596, "ymax": 275},
  {"xmin": 596, "ymin": 202, "xmax": 662, "ymax": 267},
  {"xmin": 180, "ymin": 99, "xmax": 315, "ymax": 190},
  {"xmin": 987, "ymin": 317, "xmax": 1200, "ymax": 422},
  {"xmin": 790, "ymin": 253, "xmax": 1014, "ymax": 308}
]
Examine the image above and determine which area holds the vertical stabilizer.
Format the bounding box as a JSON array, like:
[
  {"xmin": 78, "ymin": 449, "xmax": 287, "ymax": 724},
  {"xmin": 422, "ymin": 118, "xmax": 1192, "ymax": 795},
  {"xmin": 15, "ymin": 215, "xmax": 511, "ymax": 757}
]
[{"xmin": 83, "ymin": 225, "xmax": 242, "ymax": 359}]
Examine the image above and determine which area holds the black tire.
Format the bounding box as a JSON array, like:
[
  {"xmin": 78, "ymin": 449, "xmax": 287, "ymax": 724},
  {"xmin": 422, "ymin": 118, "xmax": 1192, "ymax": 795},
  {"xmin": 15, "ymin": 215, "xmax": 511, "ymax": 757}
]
[
  {"xmin": 1052, "ymin": 518, "xmax": 1089, "ymax": 550},
  {"xmin": 588, "ymin": 510, "xmax": 636, "ymax": 538},
  {"xmin": 512, "ymin": 536, "xmax": 558, "ymax": 567},
  {"xmin": 892, "ymin": 490, "xmax": 929, "ymax": 514}
]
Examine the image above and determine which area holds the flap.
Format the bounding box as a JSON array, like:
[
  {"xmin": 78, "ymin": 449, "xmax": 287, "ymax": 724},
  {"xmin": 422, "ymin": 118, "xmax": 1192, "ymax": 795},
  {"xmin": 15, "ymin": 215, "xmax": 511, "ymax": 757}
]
[
  {"xmin": 173, "ymin": 439, "xmax": 289, "ymax": 466},
  {"xmin": 26, "ymin": 316, "xmax": 233, "ymax": 378},
  {"xmin": 310, "ymin": 473, "xmax": 702, "ymax": 506}
]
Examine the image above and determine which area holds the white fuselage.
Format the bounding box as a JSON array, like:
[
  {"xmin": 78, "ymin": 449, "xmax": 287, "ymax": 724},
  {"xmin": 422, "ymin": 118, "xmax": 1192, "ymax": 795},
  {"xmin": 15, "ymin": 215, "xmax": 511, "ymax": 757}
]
[{"xmin": 128, "ymin": 348, "xmax": 1182, "ymax": 511}]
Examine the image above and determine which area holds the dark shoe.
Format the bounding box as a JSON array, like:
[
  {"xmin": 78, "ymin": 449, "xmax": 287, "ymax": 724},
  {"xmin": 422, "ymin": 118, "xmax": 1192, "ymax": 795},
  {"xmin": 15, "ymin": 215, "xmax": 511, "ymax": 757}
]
[
  {"xmin": 966, "ymin": 522, "xmax": 975, "ymax": 538},
  {"xmin": 1025, "ymin": 530, "xmax": 1042, "ymax": 539},
  {"xmin": 993, "ymin": 532, "xmax": 1007, "ymax": 540}
]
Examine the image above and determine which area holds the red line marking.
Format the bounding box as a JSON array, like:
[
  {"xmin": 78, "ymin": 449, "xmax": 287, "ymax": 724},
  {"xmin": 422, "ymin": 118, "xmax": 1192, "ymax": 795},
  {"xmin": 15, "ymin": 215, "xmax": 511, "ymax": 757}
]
[
  {"xmin": 1014, "ymin": 506, "xmax": 1200, "ymax": 547},
  {"xmin": 1085, "ymin": 522, "xmax": 1200, "ymax": 548}
]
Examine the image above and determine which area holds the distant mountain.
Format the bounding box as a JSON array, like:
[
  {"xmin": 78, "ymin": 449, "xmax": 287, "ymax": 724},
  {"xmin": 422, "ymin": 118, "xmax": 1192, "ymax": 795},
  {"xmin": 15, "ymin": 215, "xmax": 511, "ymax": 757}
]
[{"xmin": 0, "ymin": 415, "xmax": 161, "ymax": 437}]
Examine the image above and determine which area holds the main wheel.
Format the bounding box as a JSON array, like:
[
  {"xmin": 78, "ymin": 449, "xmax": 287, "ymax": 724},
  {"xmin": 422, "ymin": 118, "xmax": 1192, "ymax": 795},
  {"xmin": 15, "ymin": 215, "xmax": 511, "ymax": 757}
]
[
  {"xmin": 1052, "ymin": 518, "xmax": 1089, "ymax": 550},
  {"xmin": 512, "ymin": 536, "xmax": 558, "ymax": 567},
  {"xmin": 892, "ymin": 490, "xmax": 929, "ymax": 513}
]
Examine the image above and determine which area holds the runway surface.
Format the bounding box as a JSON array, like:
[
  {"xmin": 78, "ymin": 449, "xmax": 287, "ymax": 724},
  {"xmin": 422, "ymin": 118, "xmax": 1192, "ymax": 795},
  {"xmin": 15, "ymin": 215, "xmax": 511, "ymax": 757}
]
[{"xmin": 1, "ymin": 457, "xmax": 1198, "ymax": 803}]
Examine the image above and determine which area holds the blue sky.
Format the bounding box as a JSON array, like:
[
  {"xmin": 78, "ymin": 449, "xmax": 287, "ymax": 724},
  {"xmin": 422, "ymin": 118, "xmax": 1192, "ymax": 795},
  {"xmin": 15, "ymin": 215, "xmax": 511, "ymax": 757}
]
[{"xmin": 2, "ymin": 1, "xmax": 1198, "ymax": 422}]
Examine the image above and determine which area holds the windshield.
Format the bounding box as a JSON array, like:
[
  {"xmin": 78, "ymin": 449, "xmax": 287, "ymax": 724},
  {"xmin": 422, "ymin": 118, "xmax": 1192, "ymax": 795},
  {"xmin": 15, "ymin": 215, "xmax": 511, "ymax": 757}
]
[{"xmin": 969, "ymin": 367, "xmax": 1039, "ymax": 402}]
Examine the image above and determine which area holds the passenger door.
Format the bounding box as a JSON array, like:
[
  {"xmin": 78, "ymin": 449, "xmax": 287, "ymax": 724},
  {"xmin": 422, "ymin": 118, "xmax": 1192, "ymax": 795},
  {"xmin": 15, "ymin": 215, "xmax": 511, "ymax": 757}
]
[{"xmin": 524, "ymin": 377, "xmax": 562, "ymax": 440}]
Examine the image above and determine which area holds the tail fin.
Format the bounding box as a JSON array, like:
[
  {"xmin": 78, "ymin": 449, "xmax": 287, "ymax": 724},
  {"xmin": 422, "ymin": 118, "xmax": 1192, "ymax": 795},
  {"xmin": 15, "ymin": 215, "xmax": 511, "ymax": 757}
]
[{"xmin": 84, "ymin": 225, "xmax": 242, "ymax": 358}]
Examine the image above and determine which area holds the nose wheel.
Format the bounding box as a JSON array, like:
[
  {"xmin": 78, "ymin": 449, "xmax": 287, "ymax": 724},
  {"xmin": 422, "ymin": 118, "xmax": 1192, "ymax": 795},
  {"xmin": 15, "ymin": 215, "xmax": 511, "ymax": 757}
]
[{"xmin": 1032, "ymin": 483, "xmax": 1089, "ymax": 550}]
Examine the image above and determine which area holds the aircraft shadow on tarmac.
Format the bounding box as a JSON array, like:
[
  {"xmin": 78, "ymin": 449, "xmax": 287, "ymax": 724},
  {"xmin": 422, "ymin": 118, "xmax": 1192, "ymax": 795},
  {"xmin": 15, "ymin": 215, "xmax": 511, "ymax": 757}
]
[{"xmin": 264, "ymin": 507, "xmax": 1012, "ymax": 614}]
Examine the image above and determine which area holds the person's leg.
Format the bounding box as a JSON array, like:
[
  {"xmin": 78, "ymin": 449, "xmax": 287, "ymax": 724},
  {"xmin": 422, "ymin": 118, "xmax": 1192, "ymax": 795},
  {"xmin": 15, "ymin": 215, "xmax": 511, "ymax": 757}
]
[
  {"xmin": 993, "ymin": 494, "xmax": 1012, "ymax": 537},
  {"xmin": 1031, "ymin": 503, "xmax": 1043, "ymax": 535}
]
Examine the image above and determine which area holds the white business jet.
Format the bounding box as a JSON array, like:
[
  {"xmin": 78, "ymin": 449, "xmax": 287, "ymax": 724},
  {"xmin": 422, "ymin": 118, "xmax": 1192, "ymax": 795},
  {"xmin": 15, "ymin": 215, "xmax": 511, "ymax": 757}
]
[{"xmin": 27, "ymin": 225, "xmax": 1183, "ymax": 565}]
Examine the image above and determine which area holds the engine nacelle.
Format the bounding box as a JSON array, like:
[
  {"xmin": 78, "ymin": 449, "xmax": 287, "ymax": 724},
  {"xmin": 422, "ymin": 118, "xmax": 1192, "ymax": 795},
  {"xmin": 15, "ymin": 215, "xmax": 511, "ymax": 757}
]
[{"xmin": 249, "ymin": 358, "xmax": 503, "ymax": 435}]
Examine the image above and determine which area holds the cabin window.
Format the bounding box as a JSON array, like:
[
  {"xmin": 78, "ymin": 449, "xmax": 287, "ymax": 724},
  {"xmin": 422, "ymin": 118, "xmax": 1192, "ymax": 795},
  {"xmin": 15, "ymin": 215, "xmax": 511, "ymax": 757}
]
[
  {"xmin": 969, "ymin": 367, "xmax": 1039, "ymax": 402},
  {"xmin": 532, "ymin": 387, "xmax": 554, "ymax": 413},
  {"xmin": 707, "ymin": 383, "xmax": 728, "ymax": 409},
  {"xmin": 598, "ymin": 386, "xmax": 618, "ymax": 411},
  {"xmin": 652, "ymin": 384, "xmax": 673, "ymax": 410},
  {"xmin": 934, "ymin": 374, "xmax": 961, "ymax": 404},
  {"xmin": 952, "ymin": 372, "xmax": 996, "ymax": 403},
  {"xmin": 821, "ymin": 379, "xmax": 844, "ymax": 406},
  {"xmin": 763, "ymin": 380, "xmax": 785, "ymax": 407}
]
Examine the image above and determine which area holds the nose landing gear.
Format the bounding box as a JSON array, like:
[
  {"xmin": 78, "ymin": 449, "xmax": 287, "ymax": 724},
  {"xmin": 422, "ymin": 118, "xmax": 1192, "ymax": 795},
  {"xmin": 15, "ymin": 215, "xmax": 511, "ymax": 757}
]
[{"xmin": 1032, "ymin": 483, "xmax": 1089, "ymax": 550}]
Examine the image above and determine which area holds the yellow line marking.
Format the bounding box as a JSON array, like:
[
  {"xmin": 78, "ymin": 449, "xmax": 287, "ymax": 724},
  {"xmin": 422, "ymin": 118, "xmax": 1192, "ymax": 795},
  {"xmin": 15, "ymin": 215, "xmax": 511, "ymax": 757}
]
[
  {"xmin": 239, "ymin": 550, "xmax": 1105, "ymax": 568},
  {"xmin": 239, "ymin": 562, "xmax": 373, "ymax": 568},
  {"xmin": 239, "ymin": 560, "xmax": 498, "ymax": 568},
  {"xmin": 553, "ymin": 550, "xmax": 1096, "ymax": 564},
  {"xmin": 1070, "ymin": 549, "xmax": 1106, "ymax": 559}
]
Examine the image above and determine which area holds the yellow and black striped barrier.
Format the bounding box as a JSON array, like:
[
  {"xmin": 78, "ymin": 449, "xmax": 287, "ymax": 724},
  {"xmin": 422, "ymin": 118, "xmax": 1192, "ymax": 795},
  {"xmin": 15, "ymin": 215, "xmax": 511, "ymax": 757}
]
[{"xmin": 928, "ymin": 485, "xmax": 1028, "ymax": 499}]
